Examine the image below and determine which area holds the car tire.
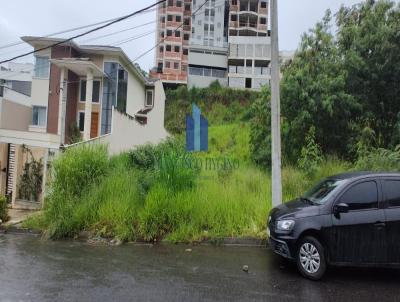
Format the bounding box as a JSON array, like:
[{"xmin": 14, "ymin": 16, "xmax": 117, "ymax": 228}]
[{"xmin": 296, "ymin": 236, "xmax": 327, "ymax": 281}]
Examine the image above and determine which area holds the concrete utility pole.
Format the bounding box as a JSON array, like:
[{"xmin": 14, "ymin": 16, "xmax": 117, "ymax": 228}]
[{"xmin": 270, "ymin": 0, "xmax": 282, "ymax": 207}]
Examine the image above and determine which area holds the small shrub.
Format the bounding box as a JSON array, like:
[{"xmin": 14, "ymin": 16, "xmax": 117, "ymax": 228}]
[
  {"xmin": 50, "ymin": 144, "xmax": 108, "ymax": 198},
  {"xmin": 356, "ymin": 146, "xmax": 400, "ymax": 172},
  {"xmin": 0, "ymin": 195, "xmax": 9, "ymax": 223},
  {"xmin": 298, "ymin": 126, "xmax": 323, "ymax": 176}
]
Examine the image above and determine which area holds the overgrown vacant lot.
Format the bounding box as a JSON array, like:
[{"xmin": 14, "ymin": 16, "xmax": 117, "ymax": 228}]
[{"xmin": 24, "ymin": 127, "xmax": 351, "ymax": 242}]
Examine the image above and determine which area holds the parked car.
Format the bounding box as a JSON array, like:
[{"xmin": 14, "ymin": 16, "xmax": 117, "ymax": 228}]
[{"xmin": 267, "ymin": 172, "xmax": 400, "ymax": 280}]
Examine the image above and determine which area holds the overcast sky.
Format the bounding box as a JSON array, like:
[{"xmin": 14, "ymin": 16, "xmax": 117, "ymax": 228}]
[{"xmin": 0, "ymin": 0, "xmax": 381, "ymax": 71}]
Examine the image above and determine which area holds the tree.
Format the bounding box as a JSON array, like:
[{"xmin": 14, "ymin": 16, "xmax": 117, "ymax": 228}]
[
  {"xmin": 281, "ymin": 11, "xmax": 360, "ymax": 163},
  {"xmin": 337, "ymin": 0, "xmax": 400, "ymax": 148},
  {"xmin": 249, "ymin": 87, "xmax": 272, "ymax": 168}
]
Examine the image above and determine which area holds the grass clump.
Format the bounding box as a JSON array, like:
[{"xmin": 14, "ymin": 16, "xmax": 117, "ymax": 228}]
[{"xmin": 0, "ymin": 195, "xmax": 9, "ymax": 223}]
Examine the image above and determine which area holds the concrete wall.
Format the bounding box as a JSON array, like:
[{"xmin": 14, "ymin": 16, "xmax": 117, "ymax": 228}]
[
  {"xmin": 188, "ymin": 74, "xmax": 228, "ymax": 88},
  {"xmin": 189, "ymin": 49, "xmax": 228, "ymax": 68},
  {"xmin": 0, "ymin": 99, "xmax": 31, "ymax": 131}
]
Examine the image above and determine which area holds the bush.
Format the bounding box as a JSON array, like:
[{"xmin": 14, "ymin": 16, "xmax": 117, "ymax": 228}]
[
  {"xmin": 356, "ymin": 146, "xmax": 400, "ymax": 172},
  {"xmin": 50, "ymin": 144, "xmax": 108, "ymax": 198},
  {"xmin": 298, "ymin": 126, "xmax": 323, "ymax": 177},
  {"xmin": 0, "ymin": 195, "xmax": 8, "ymax": 223}
]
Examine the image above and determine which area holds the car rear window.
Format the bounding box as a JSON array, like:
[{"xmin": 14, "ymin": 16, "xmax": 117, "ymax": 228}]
[{"xmin": 384, "ymin": 180, "xmax": 400, "ymax": 208}]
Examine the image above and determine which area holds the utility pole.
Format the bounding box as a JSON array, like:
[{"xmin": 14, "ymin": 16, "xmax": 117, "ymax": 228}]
[{"xmin": 270, "ymin": 0, "xmax": 282, "ymax": 207}]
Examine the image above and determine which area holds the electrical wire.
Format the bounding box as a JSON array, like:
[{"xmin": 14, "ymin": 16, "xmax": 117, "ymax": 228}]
[
  {"xmin": 0, "ymin": 7, "xmax": 158, "ymax": 51},
  {"xmin": 0, "ymin": 0, "xmax": 166, "ymax": 64}
]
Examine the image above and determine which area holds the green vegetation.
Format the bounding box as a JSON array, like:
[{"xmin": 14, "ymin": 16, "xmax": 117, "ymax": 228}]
[
  {"xmin": 0, "ymin": 195, "xmax": 8, "ymax": 223},
  {"xmin": 24, "ymin": 0, "xmax": 400, "ymax": 243}
]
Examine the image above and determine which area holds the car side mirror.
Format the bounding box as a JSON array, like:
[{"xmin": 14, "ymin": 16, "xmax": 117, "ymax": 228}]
[{"xmin": 334, "ymin": 203, "xmax": 349, "ymax": 214}]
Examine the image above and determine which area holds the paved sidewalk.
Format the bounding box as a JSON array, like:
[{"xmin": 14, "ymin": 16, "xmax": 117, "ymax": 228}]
[{"xmin": 2, "ymin": 208, "xmax": 39, "ymax": 227}]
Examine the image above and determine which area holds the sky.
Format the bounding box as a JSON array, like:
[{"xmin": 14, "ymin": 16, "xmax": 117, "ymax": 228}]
[{"xmin": 0, "ymin": 0, "xmax": 376, "ymax": 71}]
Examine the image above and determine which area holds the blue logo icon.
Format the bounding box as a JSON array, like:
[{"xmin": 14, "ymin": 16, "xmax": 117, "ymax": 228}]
[{"xmin": 186, "ymin": 104, "xmax": 208, "ymax": 152}]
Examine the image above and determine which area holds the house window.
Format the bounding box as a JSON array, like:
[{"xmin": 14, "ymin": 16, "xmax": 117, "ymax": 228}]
[
  {"xmin": 32, "ymin": 106, "xmax": 47, "ymax": 127},
  {"xmin": 145, "ymin": 90, "xmax": 154, "ymax": 107},
  {"xmin": 80, "ymin": 80, "xmax": 100, "ymax": 103},
  {"xmin": 34, "ymin": 56, "xmax": 50, "ymax": 78},
  {"xmin": 78, "ymin": 111, "xmax": 85, "ymax": 132}
]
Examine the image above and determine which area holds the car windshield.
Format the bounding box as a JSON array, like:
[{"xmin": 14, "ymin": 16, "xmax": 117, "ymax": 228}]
[{"xmin": 302, "ymin": 178, "xmax": 346, "ymax": 205}]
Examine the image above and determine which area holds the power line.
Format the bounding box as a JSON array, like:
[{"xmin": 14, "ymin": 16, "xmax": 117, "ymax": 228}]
[
  {"xmin": 0, "ymin": 7, "xmax": 158, "ymax": 51},
  {"xmin": 79, "ymin": 20, "xmax": 156, "ymax": 44},
  {"xmin": 0, "ymin": 0, "xmax": 166, "ymax": 64}
]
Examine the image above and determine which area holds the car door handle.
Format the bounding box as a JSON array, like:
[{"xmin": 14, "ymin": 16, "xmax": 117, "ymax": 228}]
[{"xmin": 374, "ymin": 222, "xmax": 386, "ymax": 228}]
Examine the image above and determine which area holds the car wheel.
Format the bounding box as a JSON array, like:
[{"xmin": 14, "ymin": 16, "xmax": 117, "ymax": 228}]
[{"xmin": 296, "ymin": 236, "xmax": 326, "ymax": 280}]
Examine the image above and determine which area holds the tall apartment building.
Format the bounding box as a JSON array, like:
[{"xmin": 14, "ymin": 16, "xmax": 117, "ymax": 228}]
[
  {"xmin": 187, "ymin": 0, "xmax": 229, "ymax": 88},
  {"xmin": 227, "ymin": 0, "xmax": 271, "ymax": 89},
  {"xmin": 150, "ymin": 0, "xmax": 192, "ymax": 86},
  {"xmin": 151, "ymin": 0, "xmax": 271, "ymax": 90}
]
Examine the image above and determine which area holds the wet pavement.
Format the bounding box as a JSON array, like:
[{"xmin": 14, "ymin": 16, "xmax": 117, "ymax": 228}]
[{"xmin": 1, "ymin": 234, "xmax": 400, "ymax": 302}]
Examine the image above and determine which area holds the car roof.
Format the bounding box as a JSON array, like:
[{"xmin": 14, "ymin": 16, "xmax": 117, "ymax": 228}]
[{"xmin": 329, "ymin": 171, "xmax": 400, "ymax": 181}]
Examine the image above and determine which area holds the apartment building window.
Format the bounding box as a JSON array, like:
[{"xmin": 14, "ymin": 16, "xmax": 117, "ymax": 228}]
[
  {"xmin": 34, "ymin": 56, "xmax": 50, "ymax": 78},
  {"xmin": 205, "ymin": 9, "xmax": 210, "ymax": 16},
  {"xmin": 174, "ymin": 62, "xmax": 179, "ymax": 69},
  {"xmin": 185, "ymin": 4, "xmax": 190, "ymax": 11},
  {"xmin": 80, "ymin": 80, "xmax": 100, "ymax": 103},
  {"xmin": 184, "ymin": 33, "xmax": 190, "ymax": 40},
  {"xmin": 167, "ymin": 30, "xmax": 172, "ymax": 36},
  {"xmin": 145, "ymin": 90, "xmax": 154, "ymax": 107},
  {"xmin": 217, "ymin": 22, "xmax": 221, "ymax": 28},
  {"xmin": 210, "ymin": 9, "xmax": 215, "ymax": 16},
  {"xmin": 192, "ymin": 27, "xmax": 195, "ymax": 34},
  {"xmin": 160, "ymin": 31, "xmax": 165, "ymax": 38},
  {"xmin": 184, "ymin": 17, "xmax": 190, "ymax": 25},
  {"xmin": 32, "ymin": 106, "xmax": 47, "ymax": 127},
  {"xmin": 231, "ymin": 15, "xmax": 237, "ymax": 21},
  {"xmin": 176, "ymin": 15, "xmax": 182, "ymax": 22},
  {"xmin": 174, "ymin": 45, "xmax": 180, "ymax": 52},
  {"xmin": 204, "ymin": 24, "xmax": 209, "ymax": 31},
  {"xmin": 182, "ymin": 65, "xmax": 187, "ymax": 72},
  {"xmin": 261, "ymin": 1, "xmax": 267, "ymax": 8},
  {"xmin": 210, "ymin": 24, "xmax": 214, "ymax": 31},
  {"xmin": 176, "ymin": 0, "xmax": 182, "ymax": 7},
  {"xmin": 175, "ymin": 31, "xmax": 181, "ymax": 37},
  {"xmin": 166, "ymin": 61, "xmax": 171, "ymax": 68},
  {"xmin": 183, "ymin": 48, "xmax": 188, "ymax": 55},
  {"xmin": 232, "ymin": 0, "xmax": 237, "ymax": 5},
  {"xmin": 166, "ymin": 45, "xmax": 172, "ymax": 51},
  {"xmin": 167, "ymin": 15, "xmax": 173, "ymax": 21},
  {"xmin": 260, "ymin": 17, "xmax": 266, "ymax": 24},
  {"xmin": 161, "ymin": 16, "xmax": 165, "ymax": 23},
  {"xmin": 168, "ymin": 0, "xmax": 173, "ymax": 6},
  {"xmin": 78, "ymin": 112, "xmax": 85, "ymax": 132},
  {"xmin": 159, "ymin": 46, "xmax": 164, "ymax": 53}
]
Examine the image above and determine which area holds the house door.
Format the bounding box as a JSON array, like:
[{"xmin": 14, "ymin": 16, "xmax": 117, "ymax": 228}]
[{"xmin": 90, "ymin": 112, "xmax": 99, "ymax": 139}]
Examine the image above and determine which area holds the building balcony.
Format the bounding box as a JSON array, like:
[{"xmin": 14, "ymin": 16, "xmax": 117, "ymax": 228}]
[
  {"xmin": 229, "ymin": 21, "xmax": 239, "ymax": 28},
  {"xmin": 258, "ymin": 7, "xmax": 268, "ymax": 15},
  {"xmin": 258, "ymin": 24, "xmax": 267, "ymax": 31},
  {"xmin": 164, "ymin": 51, "xmax": 181, "ymax": 59},
  {"xmin": 164, "ymin": 36, "xmax": 182, "ymax": 43},
  {"xmin": 166, "ymin": 21, "xmax": 181, "ymax": 28},
  {"xmin": 167, "ymin": 6, "xmax": 184, "ymax": 13}
]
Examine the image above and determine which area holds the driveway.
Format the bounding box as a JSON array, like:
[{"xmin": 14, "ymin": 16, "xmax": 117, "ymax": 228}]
[{"xmin": 0, "ymin": 234, "xmax": 399, "ymax": 302}]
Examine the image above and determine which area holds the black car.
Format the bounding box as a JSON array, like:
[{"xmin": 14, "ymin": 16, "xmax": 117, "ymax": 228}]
[{"xmin": 268, "ymin": 172, "xmax": 400, "ymax": 280}]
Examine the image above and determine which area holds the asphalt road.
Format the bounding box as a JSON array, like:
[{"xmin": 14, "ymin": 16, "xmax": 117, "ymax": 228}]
[{"xmin": 1, "ymin": 234, "xmax": 400, "ymax": 302}]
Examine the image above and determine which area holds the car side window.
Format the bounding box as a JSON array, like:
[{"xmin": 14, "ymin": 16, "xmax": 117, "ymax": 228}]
[
  {"xmin": 339, "ymin": 181, "xmax": 378, "ymax": 211},
  {"xmin": 384, "ymin": 180, "xmax": 400, "ymax": 208}
]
